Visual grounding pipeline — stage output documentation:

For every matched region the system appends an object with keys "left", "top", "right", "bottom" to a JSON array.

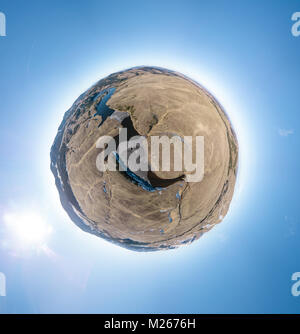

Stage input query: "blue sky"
[{"left": 0, "top": 0, "right": 300, "bottom": 313}]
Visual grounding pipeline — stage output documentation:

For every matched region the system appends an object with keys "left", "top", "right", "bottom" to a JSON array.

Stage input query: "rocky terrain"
[{"left": 50, "top": 66, "right": 238, "bottom": 251}]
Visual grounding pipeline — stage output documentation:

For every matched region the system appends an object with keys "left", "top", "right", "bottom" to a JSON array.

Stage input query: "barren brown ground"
[{"left": 50, "top": 67, "right": 238, "bottom": 251}]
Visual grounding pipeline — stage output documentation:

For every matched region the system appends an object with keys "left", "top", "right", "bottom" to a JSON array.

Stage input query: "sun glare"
[{"left": 3, "top": 210, "right": 52, "bottom": 251}]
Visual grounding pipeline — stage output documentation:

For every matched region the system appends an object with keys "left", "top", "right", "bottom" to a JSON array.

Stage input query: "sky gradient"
[{"left": 0, "top": 0, "right": 300, "bottom": 313}]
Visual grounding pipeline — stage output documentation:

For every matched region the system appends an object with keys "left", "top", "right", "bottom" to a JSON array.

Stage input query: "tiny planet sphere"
[{"left": 50, "top": 66, "right": 238, "bottom": 251}]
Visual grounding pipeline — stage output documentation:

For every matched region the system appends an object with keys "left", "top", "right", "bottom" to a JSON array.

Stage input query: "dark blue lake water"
[{"left": 94, "top": 87, "right": 116, "bottom": 126}]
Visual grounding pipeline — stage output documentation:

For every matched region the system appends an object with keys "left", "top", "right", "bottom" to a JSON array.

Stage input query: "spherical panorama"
[{"left": 50, "top": 66, "right": 238, "bottom": 251}]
